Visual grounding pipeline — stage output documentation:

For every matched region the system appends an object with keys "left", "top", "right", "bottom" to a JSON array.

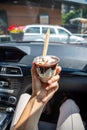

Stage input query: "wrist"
[
  {"left": 30, "top": 95, "right": 46, "bottom": 105},
  {"left": 31, "top": 91, "right": 47, "bottom": 104}
]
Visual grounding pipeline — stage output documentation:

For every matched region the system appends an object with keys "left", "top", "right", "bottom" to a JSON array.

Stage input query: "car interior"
[
  {"left": 0, "top": 42, "right": 87, "bottom": 130},
  {"left": 0, "top": 0, "right": 87, "bottom": 130}
]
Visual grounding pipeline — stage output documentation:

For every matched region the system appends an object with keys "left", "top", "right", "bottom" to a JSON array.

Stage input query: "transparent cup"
[{"left": 33, "top": 55, "right": 60, "bottom": 83}]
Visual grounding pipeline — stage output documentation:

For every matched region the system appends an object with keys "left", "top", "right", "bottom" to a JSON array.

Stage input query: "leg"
[
  {"left": 10, "top": 93, "right": 31, "bottom": 130},
  {"left": 56, "top": 99, "right": 85, "bottom": 130}
]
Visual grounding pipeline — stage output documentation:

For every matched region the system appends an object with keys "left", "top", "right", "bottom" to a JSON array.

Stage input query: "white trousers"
[
  {"left": 56, "top": 99, "right": 85, "bottom": 130},
  {"left": 10, "top": 93, "right": 85, "bottom": 130}
]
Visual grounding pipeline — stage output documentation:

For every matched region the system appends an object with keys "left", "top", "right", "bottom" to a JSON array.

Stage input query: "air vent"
[
  {"left": 6, "top": 67, "right": 21, "bottom": 74},
  {"left": 0, "top": 66, "right": 23, "bottom": 77}
]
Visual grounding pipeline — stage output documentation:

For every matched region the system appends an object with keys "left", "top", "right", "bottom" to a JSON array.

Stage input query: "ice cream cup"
[{"left": 33, "top": 55, "right": 60, "bottom": 83}]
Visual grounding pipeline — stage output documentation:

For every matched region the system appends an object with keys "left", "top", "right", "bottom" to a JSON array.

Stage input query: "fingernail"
[
  {"left": 48, "top": 80, "right": 52, "bottom": 84},
  {"left": 46, "top": 86, "right": 50, "bottom": 90}
]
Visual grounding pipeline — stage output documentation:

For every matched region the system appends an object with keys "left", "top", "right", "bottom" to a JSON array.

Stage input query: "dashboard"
[{"left": 0, "top": 42, "right": 87, "bottom": 96}]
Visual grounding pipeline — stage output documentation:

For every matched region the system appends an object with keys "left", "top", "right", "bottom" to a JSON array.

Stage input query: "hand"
[{"left": 31, "top": 64, "right": 61, "bottom": 103}]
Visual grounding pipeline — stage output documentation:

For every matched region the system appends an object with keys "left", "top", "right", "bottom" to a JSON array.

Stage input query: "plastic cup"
[{"left": 33, "top": 55, "right": 60, "bottom": 83}]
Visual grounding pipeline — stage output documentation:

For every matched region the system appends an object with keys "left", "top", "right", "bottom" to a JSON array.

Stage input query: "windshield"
[{"left": 0, "top": 0, "right": 87, "bottom": 46}]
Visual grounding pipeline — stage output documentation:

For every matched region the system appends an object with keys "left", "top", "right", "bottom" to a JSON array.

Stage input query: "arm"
[
  {"left": 13, "top": 95, "right": 45, "bottom": 130},
  {"left": 13, "top": 64, "right": 61, "bottom": 130}
]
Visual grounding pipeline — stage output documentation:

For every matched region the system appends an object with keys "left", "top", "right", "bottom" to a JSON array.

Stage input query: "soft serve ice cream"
[{"left": 33, "top": 55, "right": 59, "bottom": 83}]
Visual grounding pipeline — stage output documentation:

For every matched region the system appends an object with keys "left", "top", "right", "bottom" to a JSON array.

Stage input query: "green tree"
[
  {"left": 62, "top": 8, "right": 87, "bottom": 25},
  {"left": 62, "top": 10, "right": 81, "bottom": 25}
]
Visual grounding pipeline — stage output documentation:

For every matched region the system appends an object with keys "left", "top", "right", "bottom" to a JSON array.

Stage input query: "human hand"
[{"left": 31, "top": 64, "right": 61, "bottom": 103}]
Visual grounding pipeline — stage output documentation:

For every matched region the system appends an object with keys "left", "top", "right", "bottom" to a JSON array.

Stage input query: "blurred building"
[
  {"left": 61, "top": 0, "right": 87, "bottom": 33},
  {"left": 62, "top": 0, "right": 87, "bottom": 14},
  {"left": 0, "top": 0, "right": 62, "bottom": 27}
]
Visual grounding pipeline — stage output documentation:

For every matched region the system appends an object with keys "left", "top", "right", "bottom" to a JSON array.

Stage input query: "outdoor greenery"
[
  {"left": 62, "top": 10, "right": 80, "bottom": 25},
  {"left": 62, "top": 8, "right": 87, "bottom": 25}
]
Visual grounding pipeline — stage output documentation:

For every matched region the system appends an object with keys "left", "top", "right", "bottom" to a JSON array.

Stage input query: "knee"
[{"left": 60, "top": 99, "right": 80, "bottom": 114}]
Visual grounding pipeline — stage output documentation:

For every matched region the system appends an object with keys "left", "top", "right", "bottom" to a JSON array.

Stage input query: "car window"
[
  {"left": 42, "top": 27, "right": 56, "bottom": 34},
  {"left": 25, "top": 27, "right": 40, "bottom": 34},
  {"left": 58, "top": 28, "right": 69, "bottom": 36}
]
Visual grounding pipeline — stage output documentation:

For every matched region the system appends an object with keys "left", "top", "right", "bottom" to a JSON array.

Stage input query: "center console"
[
  {"left": 0, "top": 66, "right": 31, "bottom": 130},
  {"left": 0, "top": 76, "right": 21, "bottom": 130},
  {"left": 0, "top": 108, "right": 14, "bottom": 130}
]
